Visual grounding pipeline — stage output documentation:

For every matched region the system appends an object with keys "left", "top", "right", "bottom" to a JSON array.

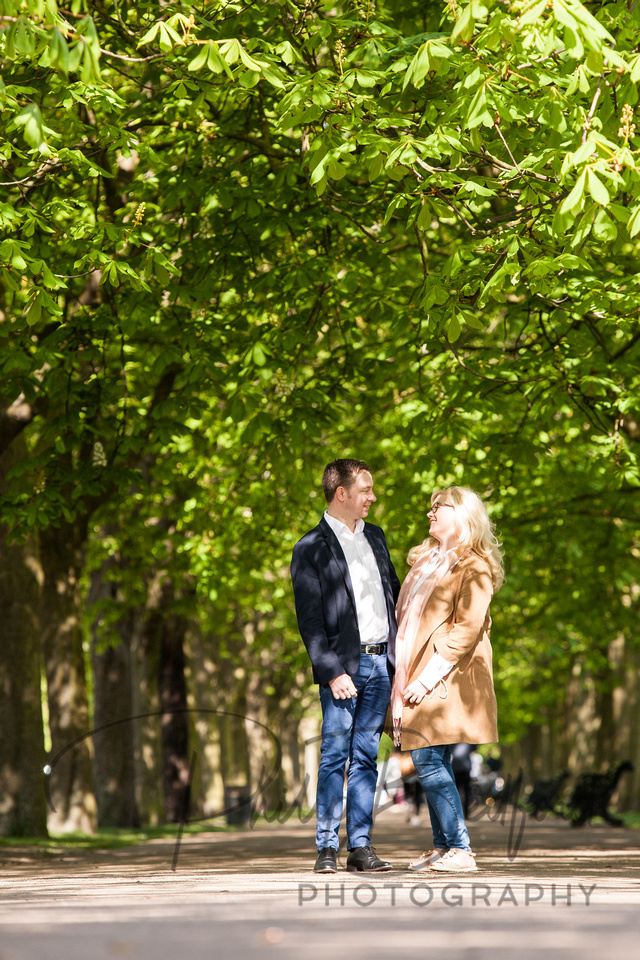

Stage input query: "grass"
[
  {"left": 2, "top": 808, "right": 637, "bottom": 850},
  {"left": 0, "top": 820, "right": 233, "bottom": 851},
  {"left": 619, "top": 811, "right": 640, "bottom": 830}
]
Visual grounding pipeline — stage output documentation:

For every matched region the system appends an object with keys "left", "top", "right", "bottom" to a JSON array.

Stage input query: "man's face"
[{"left": 341, "top": 470, "right": 377, "bottom": 521}]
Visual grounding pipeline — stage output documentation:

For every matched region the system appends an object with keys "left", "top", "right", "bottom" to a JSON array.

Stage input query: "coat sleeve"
[
  {"left": 432, "top": 563, "right": 493, "bottom": 664},
  {"left": 290, "top": 541, "right": 346, "bottom": 685}
]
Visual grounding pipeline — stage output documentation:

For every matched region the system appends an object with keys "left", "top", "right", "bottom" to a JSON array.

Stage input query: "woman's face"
[{"left": 427, "top": 496, "right": 457, "bottom": 547}]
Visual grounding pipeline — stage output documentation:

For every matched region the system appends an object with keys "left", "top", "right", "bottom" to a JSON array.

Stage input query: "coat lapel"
[{"left": 416, "top": 561, "right": 463, "bottom": 642}]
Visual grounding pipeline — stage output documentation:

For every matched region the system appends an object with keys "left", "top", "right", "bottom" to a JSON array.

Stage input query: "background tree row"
[{"left": 0, "top": 0, "right": 638, "bottom": 834}]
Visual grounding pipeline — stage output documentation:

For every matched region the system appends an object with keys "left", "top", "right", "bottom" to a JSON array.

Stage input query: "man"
[{"left": 291, "top": 459, "right": 400, "bottom": 873}]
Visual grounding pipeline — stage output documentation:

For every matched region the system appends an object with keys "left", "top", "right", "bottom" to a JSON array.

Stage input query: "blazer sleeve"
[
  {"left": 371, "top": 524, "right": 401, "bottom": 604},
  {"left": 389, "top": 554, "right": 401, "bottom": 604},
  {"left": 290, "top": 541, "right": 346, "bottom": 685},
  {"left": 432, "top": 562, "right": 493, "bottom": 664}
]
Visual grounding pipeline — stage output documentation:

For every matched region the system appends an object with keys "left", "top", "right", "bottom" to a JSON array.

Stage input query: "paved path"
[{"left": 0, "top": 806, "right": 639, "bottom": 959}]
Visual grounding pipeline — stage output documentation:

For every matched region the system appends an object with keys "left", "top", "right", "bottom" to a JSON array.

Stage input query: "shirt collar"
[{"left": 324, "top": 511, "right": 364, "bottom": 538}]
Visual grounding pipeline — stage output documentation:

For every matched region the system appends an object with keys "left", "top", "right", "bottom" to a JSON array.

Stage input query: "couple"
[{"left": 290, "top": 459, "right": 504, "bottom": 874}]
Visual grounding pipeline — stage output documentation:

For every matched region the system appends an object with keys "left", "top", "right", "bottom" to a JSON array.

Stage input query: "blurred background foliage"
[{"left": 0, "top": 0, "right": 638, "bottom": 835}]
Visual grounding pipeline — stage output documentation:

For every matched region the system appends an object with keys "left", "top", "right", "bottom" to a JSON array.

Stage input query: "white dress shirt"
[{"left": 324, "top": 512, "right": 389, "bottom": 645}]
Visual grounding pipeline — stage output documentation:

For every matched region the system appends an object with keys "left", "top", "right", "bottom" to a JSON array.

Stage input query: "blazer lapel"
[
  {"left": 363, "top": 525, "right": 385, "bottom": 574},
  {"left": 319, "top": 517, "right": 356, "bottom": 610}
]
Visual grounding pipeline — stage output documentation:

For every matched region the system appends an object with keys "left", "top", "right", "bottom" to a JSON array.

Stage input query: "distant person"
[
  {"left": 399, "top": 751, "right": 425, "bottom": 825},
  {"left": 391, "top": 486, "right": 504, "bottom": 873},
  {"left": 451, "top": 743, "right": 476, "bottom": 818},
  {"left": 377, "top": 751, "right": 402, "bottom": 807},
  {"left": 291, "top": 459, "right": 400, "bottom": 873}
]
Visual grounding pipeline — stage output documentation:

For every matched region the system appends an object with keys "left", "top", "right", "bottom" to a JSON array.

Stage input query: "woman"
[{"left": 390, "top": 486, "right": 504, "bottom": 873}]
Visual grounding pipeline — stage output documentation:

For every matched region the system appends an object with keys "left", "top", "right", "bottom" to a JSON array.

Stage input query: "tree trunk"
[
  {"left": 0, "top": 442, "right": 48, "bottom": 836},
  {"left": 612, "top": 636, "right": 640, "bottom": 811},
  {"left": 185, "top": 622, "right": 225, "bottom": 818},
  {"left": 89, "top": 553, "right": 140, "bottom": 828},
  {"left": 40, "top": 520, "right": 97, "bottom": 833},
  {"left": 148, "top": 580, "right": 191, "bottom": 823},
  {"left": 130, "top": 605, "right": 164, "bottom": 826}
]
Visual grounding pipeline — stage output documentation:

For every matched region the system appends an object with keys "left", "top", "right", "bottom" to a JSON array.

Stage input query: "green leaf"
[
  {"left": 592, "top": 208, "right": 616, "bottom": 241},
  {"left": 356, "top": 70, "right": 379, "bottom": 88},
  {"left": 452, "top": 4, "right": 475, "bottom": 43},
  {"left": 15, "top": 16, "right": 36, "bottom": 56},
  {"left": 158, "top": 24, "right": 178, "bottom": 53},
  {"left": 446, "top": 312, "right": 462, "bottom": 342},
  {"left": 327, "top": 160, "right": 347, "bottom": 180},
  {"left": 220, "top": 38, "right": 241, "bottom": 64},
  {"left": 554, "top": 0, "right": 613, "bottom": 44},
  {"left": 586, "top": 168, "right": 609, "bottom": 205},
  {"left": 11, "top": 248, "right": 28, "bottom": 271},
  {"left": 585, "top": 49, "right": 603, "bottom": 75},
  {"left": 261, "top": 65, "right": 285, "bottom": 89},
  {"left": 275, "top": 41, "right": 300, "bottom": 65},
  {"left": 459, "top": 309, "right": 484, "bottom": 330},
  {"left": 630, "top": 54, "right": 640, "bottom": 84},
  {"left": 465, "top": 85, "right": 493, "bottom": 129},
  {"left": 558, "top": 169, "right": 586, "bottom": 215},
  {"left": 26, "top": 297, "right": 41, "bottom": 326},
  {"left": 14, "top": 103, "right": 45, "bottom": 149},
  {"left": 626, "top": 204, "right": 640, "bottom": 238},
  {"left": 238, "top": 46, "right": 263, "bottom": 71},
  {"left": 367, "top": 153, "right": 384, "bottom": 180},
  {"left": 238, "top": 69, "right": 260, "bottom": 89},
  {"left": 252, "top": 343, "right": 268, "bottom": 366},
  {"left": 517, "top": 0, "right": 547, "bottom": 28},
  {"left": 563, "top": 25, "right": 583, "bottom": 59},
  {"left": 561, "top": 138, "right": 596, "bottom": 175},
  {"left": 137, "top": 21, "right": 160, "bottom": 47},
  {"left": 404, "top": 42, "right": 431, "bottom": 90},
  {"left": 189, "top": 44, "right": 209, "bottom": 71},
  {"left": 479, "top": 266, "right": 508, "bottom": 304}
]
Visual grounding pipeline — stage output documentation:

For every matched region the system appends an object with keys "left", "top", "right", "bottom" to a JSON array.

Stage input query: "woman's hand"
[{"left": 403, "top": 680, "right": 428, "bottom": 705}]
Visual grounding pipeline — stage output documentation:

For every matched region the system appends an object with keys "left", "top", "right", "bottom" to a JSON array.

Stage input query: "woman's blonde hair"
[{"left": 407, "top": 486, "right": 504, "bottom": 591}]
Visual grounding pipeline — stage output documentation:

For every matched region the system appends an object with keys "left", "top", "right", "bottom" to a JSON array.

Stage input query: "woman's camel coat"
[{"left": 397, "top": 552, "right": 498, "bottom": 752}]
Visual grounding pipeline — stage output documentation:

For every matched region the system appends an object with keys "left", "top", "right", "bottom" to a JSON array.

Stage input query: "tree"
[{"left": 0, "top": 439, "right": 47, "bottom": 836}]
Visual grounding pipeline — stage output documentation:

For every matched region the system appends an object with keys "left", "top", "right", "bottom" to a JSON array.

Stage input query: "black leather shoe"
[
  {"left": 346, "top": 845, "right": 392, "bottom": 872},
  {"left": 314, "top": 847, "right": 338, "bottom": 873}
]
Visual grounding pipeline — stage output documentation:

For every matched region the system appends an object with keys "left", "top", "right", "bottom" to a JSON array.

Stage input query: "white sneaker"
[
  {"left": 429, "top": 848, "right": 478, "bottom": 872},
  {"left": 408, "top": 848, "right": 448, "bottom": 871}
]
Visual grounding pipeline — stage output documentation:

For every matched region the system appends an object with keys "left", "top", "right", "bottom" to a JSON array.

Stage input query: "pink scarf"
[{"left": 391, "top": 546, "right": 462, "bottom": 746}]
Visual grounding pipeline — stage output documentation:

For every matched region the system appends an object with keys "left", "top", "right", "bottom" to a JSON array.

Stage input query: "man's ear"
[{"left": 334, "top": 485, "right": 346, "bottom": 502}]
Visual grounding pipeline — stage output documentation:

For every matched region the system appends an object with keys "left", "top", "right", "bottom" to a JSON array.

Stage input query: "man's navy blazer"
[{"left": 290, "top": 516, "right": 401, "bottom": 685}]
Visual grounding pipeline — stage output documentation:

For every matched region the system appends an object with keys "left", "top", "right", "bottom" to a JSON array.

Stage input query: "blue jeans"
[
  {"left": 411, "top": 745, "right": 471, "bottom": 851},
  {"left": 316, "top": 652, "right": 391, "bottom": 851}
]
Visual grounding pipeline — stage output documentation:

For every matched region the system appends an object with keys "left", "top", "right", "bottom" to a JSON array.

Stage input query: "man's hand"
[
  {"left": 403, "top": 679, "right": 428, "bottom": 705},
  {"left": 329, "top": 673, "right": 358, "bottom": 700}
]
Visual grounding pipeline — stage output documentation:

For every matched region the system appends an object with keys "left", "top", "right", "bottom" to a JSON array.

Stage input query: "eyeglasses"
[{"left": 429, "top": 501, "right": 454, "bottom": 516}]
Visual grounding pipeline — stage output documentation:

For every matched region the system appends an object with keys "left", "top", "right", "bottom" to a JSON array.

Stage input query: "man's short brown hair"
[{"left": 322, "top": 459, "right": 370, "bottom": 503}]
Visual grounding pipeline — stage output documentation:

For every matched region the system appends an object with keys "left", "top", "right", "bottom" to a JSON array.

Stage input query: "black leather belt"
[{"left": 361, "top": 642, "right": 387, "bottom": 655}]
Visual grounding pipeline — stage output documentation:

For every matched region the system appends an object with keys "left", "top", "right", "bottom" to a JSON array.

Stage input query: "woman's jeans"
[
  {"left": 411, "top": 744, "right": 472, "bottom": 851},
  {"left": 316, "top": 652, "right": 391, "bottom": 852}
]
